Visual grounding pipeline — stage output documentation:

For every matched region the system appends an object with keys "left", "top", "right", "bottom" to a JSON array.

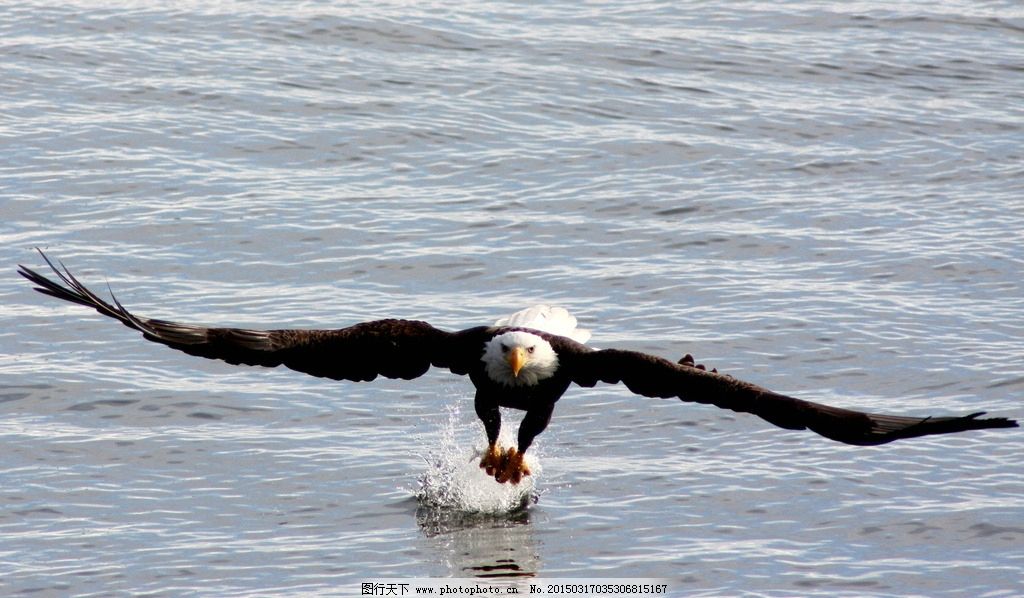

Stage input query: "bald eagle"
[{"left": 19, "top": 251, "right": 1017, "bottom": 485}]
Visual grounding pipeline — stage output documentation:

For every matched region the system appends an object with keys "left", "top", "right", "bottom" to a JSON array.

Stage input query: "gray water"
[{"left": 2, "top": 1, "right": 1023, "bottom": 596}]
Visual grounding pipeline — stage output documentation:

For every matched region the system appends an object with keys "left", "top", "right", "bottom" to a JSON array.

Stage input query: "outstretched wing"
[
  {"left": 19, "top": 251, "right": 487, "bottom": 382},
  {"left": 551, "top": 339, "right": 1017, "bottom": 445}
]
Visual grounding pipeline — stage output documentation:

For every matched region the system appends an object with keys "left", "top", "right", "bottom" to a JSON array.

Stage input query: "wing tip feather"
[{"left": 963, "top": 411, "right": 1018, "bottom": 429}]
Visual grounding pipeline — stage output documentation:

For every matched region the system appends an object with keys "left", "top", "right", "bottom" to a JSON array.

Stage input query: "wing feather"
[
  {"left": 18, "top": 251, "right": 485, "bottom": 382},
  {"left": 552, "top": 341, "right": 1017, "bottom": 445}
]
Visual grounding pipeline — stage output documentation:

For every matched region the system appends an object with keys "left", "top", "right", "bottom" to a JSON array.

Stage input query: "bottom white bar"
[{"left": 360, "top": 578, "right": 671, "bottom": 597}]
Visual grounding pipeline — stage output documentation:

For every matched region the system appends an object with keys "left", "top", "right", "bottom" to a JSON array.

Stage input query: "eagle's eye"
[
  {"left": 500, "top": 344, "right": 509, "bottom": 353},
  {"left": 527, "top": 346, "right": 535, "bottom": 354}
]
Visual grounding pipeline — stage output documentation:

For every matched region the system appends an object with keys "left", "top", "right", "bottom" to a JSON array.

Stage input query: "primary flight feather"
[{"left": 19, "top": 250, "right": 1017, "bottom": 484}]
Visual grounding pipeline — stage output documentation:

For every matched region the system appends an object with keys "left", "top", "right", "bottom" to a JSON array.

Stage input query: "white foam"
[{"left": 414, "top": 405, "right": 539, "bottom": 514}]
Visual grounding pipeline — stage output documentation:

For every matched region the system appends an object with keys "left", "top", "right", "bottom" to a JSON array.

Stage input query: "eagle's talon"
[
  {"left": 494, "top": 447, "right": 530, "bottom": 484},
  {"left": 479, "top": 443, "right": 505, "bottom": 477}
]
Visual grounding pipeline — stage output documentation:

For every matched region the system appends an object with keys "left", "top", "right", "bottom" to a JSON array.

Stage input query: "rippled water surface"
[{"left": 2, "top": 1, "right": 1023, "bottom": 596}]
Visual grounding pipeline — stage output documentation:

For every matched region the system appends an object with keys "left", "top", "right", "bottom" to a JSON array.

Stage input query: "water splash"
[{"left": 415, "top": 404, "right": 540, "bottom": 514}]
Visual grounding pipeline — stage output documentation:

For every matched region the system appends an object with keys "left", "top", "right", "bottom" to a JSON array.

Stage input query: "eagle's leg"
[
  {"left": 495, "top": 402, "right": 555, "bottom": 484},
  {"left": 475, "top": 392, "right": 505, "bottom": 477}
]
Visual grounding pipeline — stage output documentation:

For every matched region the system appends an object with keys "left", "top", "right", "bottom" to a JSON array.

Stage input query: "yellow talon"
[
  {"left": 480, "top": 445, "right": 531, "bottom": 484},
  {"left": 496, "top": 447, "right": 531, "bottom": 485},
  {"left": 479, "top": 444, "right": 504, "bottom": 477}
]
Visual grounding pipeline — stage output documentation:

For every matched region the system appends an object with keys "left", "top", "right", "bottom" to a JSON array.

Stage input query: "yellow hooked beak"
[{"left": 507, "top": 346, "right": 527, "bottom": 377}]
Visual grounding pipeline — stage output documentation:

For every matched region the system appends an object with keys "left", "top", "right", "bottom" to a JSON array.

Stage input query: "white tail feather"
[{"left": 494, "top": 304, "right": 591, "bottom": 344}]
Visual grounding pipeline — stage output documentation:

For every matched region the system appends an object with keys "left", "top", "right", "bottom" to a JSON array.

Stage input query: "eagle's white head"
[{"left": 482, "top": 330, "right": 558, "bottom": 387}]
